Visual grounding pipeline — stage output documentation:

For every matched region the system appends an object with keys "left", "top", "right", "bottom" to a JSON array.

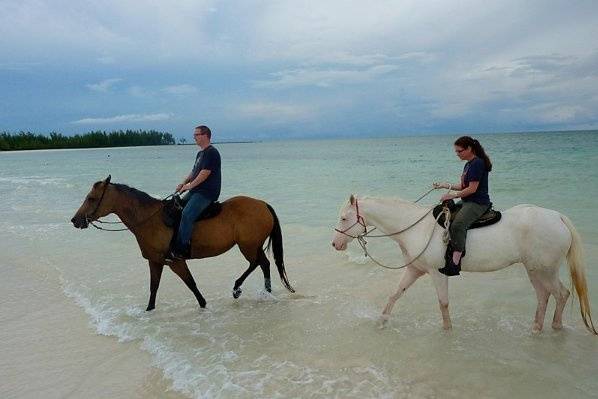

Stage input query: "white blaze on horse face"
[{"left": 332, "top": 201, "right": 362, "bottom": 251}]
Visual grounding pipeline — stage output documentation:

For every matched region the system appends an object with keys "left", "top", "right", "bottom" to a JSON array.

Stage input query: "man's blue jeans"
[{"left": 174, "top": 192, "right": 212, "bottom": 253}]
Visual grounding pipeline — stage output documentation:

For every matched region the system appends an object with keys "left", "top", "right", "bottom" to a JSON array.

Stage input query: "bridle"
[
  {"left": 87, "top": 180, "right": 110, "bottom": 222},
  {"left": 84, "top": 182, "right": 173, "bottom": 232},
  {"left": 334, "top": 187, "right": 437, "bottom": 240},
  {"left": 333, "top": 188, "right": 451, "bottom": 270},
  {"left": 334, "top": 198, "right": 369, "bottom": 239}
]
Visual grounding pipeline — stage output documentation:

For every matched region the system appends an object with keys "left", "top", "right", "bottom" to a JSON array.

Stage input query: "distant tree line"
[{"left": 0, "top": 130, "right": 176, "bottom": 151}]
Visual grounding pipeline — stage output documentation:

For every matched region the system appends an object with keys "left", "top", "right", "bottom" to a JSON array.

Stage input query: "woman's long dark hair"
[{"left": 455, "top": 136, "right": 492, "bottom": 172}]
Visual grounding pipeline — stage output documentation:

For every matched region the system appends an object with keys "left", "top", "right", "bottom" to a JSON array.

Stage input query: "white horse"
[{"left": 331, "top": 194, "right": 597, "bottom": 334}]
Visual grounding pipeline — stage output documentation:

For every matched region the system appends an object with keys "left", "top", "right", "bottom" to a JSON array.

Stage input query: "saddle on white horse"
[{"left": 432, "top": 199, "right": 502, "bottom": 229}]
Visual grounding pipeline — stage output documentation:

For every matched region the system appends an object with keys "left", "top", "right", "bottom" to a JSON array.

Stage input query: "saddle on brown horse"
[{"left": 161, "top": 195, "right": 223, "bottom": 228}]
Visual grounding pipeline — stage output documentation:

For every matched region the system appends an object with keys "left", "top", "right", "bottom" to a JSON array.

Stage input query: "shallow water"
[{"left": 1, "top": 131, "right": 598, "bottom": 398}]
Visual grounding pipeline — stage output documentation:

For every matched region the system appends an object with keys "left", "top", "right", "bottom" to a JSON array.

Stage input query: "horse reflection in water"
[
  {"left": 71, "top": 175, "right": 294, "bottom": 311},
  {"left": 332, "top": 194, "right": 597, "bottom": 335}
]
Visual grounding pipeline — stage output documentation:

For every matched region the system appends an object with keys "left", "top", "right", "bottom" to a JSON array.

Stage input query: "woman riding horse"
[{"left": 434, "top": 136, "right": 493, "bottom": 276}]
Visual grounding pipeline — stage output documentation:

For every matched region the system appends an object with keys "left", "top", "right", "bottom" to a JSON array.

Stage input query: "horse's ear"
[
  {"left": 349, "top": 194, "right": 355, "bottom": 205},
  {"left": 105, "top": 175, "right": 111, "bottom": 184}
]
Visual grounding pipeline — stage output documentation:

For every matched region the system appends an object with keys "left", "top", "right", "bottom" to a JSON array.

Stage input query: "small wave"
[
  {"left": 62, "top": 284, "right": 138, "bottom": 342},
  {"left": 255, "top": 289, "right": 278, "bottom": 302},
  {"left": 343, "top": 250, "right": 369, "bottom": 265},
  {"left": 0, "top": 176, "right": 72, "bottom": 188}
]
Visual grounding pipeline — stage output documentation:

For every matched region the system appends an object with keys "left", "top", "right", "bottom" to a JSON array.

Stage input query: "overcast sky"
[{"left": 1, "top": 0, "right": 597, "bottom": 140}]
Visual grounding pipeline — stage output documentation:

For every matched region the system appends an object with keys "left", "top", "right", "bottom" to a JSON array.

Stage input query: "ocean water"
[{"left": 1, "top": 131, "right": 598, "bottom": 398}]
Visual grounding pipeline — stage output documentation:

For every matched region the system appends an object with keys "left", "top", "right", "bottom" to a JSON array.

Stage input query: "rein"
[
  {"left": 334, "top": 187, "right": 436, "bottom": 239},
  {"left": 355, "top": 208, "right": 450, "bottom": 270},
  {"left": 87, "top": 184, "right": 175, "bottom": 232},
  {"left": 336, "top": 187, "right": 452, "bottom": 270}
]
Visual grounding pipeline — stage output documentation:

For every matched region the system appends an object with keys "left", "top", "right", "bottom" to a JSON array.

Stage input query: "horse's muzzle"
[
  {"left": 71, "top": 215, "right": 89, "bottom": 229},
  {"left": 331, "top": 241, "right": 347, "bottom": 251}
]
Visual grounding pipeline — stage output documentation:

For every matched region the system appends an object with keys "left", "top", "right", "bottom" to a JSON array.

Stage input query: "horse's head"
[
  {"left": 331, "top": 194, "right": 367, "bottom": 251},
  {"left": 71, "top": 175, "right": 112, "bottom": 229}
]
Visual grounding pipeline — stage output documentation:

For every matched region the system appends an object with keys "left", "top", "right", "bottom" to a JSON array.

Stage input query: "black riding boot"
[{"left": 438, "top": 244, "right": 462, "bottom": 276}]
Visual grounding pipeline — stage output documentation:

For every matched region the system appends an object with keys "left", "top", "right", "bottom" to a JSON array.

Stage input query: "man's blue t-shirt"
[
  {"left": 461, "top": 157, "right": 490, "bottom": 205},
  {"left": 190, "top": 145, "right": 221, "bottom": 200}
]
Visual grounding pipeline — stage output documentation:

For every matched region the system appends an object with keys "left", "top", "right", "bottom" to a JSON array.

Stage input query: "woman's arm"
[
  {"left": 434, "top": 181, "right": 464, "bottom": 190},
  {"left": 441, "top": 181, "right": 479, "bottom": 201}
]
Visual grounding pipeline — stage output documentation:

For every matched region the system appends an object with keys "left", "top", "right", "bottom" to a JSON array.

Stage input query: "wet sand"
[{"left": 0, "top": 255, "right": 184, "bottom": 399}]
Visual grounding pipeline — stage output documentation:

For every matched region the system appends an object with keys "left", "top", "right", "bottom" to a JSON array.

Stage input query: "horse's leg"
[
  {"left": 233, "top": 261, "right": 260, "bottom": 299},
  {"left": 379, "top": 266, "right": 424, "bottom": 327},
  {"left": 232, "top": 245, "right": 260, "bottom": 299},
  {"left": 146, "top": 261, "right": 164, "bottom": 311},
  {"left": 429, "top": 271, "right": 452, "bottom": 330},
  {"left": 526, "top": 269, "right": 550, "bottom": 334},
  {"left": 258, "top": 250, "right": 272, "bottom": 293},
  {"left": 170, "top": 260, "right": 207, "bottom": 309},
  {"left": 551, "top": 279, "right": 570, "bottom": 330}
]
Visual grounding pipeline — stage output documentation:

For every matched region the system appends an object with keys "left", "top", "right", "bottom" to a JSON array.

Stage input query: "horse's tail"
[
  {"left": 265, "top": 203, "right": 295, "bottom": 293},
  {"left": 561, "top": 214, "right": 597, "bottom": 335}
]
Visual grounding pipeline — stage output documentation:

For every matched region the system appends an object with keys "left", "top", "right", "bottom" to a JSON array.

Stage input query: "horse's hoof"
[
  {"left": 532, "top": 323, "right": 542, "bottom": 334},
  {"left": 265, "top": 278, "right": 272, "bottom": 293},
  {"left": 552, "top": 322, "right": 563, "bottom": 330},
  {"left": 378, "top": 315, "right": 389, "bottom": 329},
  {"left": 233, "top": 288, "right": 242, "bottom": 299},
  {"left": 146, "top": 305, "right": 155, "bottom": 312}
]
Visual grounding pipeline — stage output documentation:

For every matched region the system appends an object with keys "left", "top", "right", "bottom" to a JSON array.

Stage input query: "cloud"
[
  {"left": 127, "top": 86, "right": 153, "bottom": 97},
  {"left": 253, "top": 64, "right": 399, "bottom": 89},
  {"left": 236, "top": 102, "right": 313, "bottom": 122},
  {"left": 2, "top": 0, "right": 598, "bottom": 136},
  {"left": 71, "top": 113, "right": 173, "bottom": 124},
  {"left": 86, "top": 78, "right": 123, "bottom": 92},
  {"left": 161, "top": 84, "right": 198, "bottom": 95},
  {"left": 97, "top": 56, "right": 116, "bottom": 65},
  {"left": 0, "top": 62, "right": 42, "bottom": 71},
  {"left": 530, "top": 103, "right": 590, "bottom": 124}
]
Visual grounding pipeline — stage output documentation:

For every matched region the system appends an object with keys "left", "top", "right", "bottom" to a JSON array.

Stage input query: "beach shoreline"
[{"left": 0, "top": 254, "right": 184, "bottom": 399}]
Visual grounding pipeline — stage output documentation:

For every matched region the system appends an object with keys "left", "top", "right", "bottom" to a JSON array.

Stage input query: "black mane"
[{"left": 112, "top": 183, "right": 159, "bottom": 205}]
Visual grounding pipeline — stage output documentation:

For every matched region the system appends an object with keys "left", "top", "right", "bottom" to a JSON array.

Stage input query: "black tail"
[{"left": 265, "top": 204, "right": 295, "bottom": 293}]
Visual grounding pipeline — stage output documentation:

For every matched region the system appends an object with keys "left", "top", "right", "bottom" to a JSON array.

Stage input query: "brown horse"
[{"left": 71, "top": 175, "right": 295, "bottom": 311}]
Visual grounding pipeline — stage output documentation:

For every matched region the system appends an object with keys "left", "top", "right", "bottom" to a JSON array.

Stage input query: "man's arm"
[
  {"left": 176, "top": 172, "right": 194, "bottom": 192},
  {"left": 181, "top": 169, "right": 212, "bottom": 192}
]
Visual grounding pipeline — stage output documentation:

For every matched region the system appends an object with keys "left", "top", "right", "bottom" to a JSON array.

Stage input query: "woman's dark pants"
[{"left": 449, "top": 201, "right": 489, "bottom": 252}]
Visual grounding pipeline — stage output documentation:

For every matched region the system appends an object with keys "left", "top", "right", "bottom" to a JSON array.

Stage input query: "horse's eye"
[{"left": 341, "top": 217, "right": 347, "bottom": 222}]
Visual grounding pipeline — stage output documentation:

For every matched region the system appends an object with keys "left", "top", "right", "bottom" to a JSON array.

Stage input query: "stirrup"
[{"left": 165, "top": 250, "right": 186, "bottom": 261}]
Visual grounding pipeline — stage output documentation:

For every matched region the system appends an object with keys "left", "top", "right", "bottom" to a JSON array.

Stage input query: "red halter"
[{"left": 334, "top": 198, "right": 368, "bottom": 238}]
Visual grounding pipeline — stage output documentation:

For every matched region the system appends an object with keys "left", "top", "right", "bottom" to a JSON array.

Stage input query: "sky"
[{"left": 1, "top": 0, "right": 597, "bottom": 141}]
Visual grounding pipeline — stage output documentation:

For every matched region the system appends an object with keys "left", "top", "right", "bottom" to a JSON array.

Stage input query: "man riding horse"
[{"left": 167, "top": 125, "right": 221, "bottom": 261}]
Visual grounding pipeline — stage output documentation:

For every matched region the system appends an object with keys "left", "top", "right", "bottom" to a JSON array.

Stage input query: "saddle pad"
[{"left": 433, "top": 200, "right": 502, "bottom": 230}]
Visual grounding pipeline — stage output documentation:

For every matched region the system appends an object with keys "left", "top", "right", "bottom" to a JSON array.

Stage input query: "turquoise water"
[{"left": 1, "top": 131, "right": 598, "bottom": 398}]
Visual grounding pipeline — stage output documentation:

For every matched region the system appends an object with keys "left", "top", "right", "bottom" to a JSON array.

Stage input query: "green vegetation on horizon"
[{"left": 0, "top": 130, "right": 175, "bottom": 151}]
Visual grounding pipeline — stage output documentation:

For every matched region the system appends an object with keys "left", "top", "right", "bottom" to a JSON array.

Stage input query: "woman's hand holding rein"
[{"left": 433, "top": 182, "right": 451, "bottom": 190}]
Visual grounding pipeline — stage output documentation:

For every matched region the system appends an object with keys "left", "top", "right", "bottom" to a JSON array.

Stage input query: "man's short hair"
[{"left": 195, "top": 125, "right": 211, "bottom": 139}]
